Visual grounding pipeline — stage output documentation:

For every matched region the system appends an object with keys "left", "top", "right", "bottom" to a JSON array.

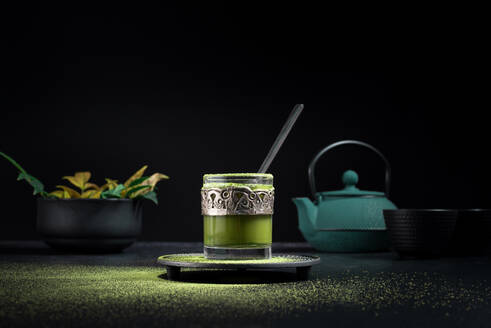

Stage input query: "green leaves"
[
  {"left": 126, "top": 185, "right": 151, "bottom": 198},
  {"left": 1, "top": 151, "right": 47, "bottom": 196},
  {"left": 124, "top": 165, "right": 148, "bottom": 187},
  {"left": 128, "top": 176, "right": 149, "bottom": 188},
  {"left": 101, "top": 184, "right": 126, "bottom": 199},
  {"left": 55, "top": 185, "right": 81, "bottom": 198},
  {"left": 62, "top": 172, "right": 91, "bottom": 191},
  {"left": 100, "top": 184, "right": 158, "bottom": 204},
  {"left": 1, "top": 151, "right": 167, "bottom": 205},
  {"left": 130, "top": 173, "right": 169, "bottom": 198},
  {"left": 17, "top": 172, "right": 46, "bottom": 196},
  {"left": 120, "top": 168, "right": 168, "bottom": 204},
  {"left": 138, "top": 191, "right": 158, "bottom": 205},
  {"left": 0, "top": 151, "right": 25, "bottom": 172}
]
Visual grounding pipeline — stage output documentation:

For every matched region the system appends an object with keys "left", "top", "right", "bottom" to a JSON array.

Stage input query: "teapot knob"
[{"left": 342, "top": 170, "right": 358, "bottom": 186}]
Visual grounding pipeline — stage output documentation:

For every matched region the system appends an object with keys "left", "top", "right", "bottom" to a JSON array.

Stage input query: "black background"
[{"left": 1, "top": 3, "right": 488, "bottom": 241}]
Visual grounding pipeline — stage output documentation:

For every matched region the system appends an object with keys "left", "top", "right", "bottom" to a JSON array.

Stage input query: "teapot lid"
[{"left": 318, "top": 170, "right": 385, "bottom": 198}]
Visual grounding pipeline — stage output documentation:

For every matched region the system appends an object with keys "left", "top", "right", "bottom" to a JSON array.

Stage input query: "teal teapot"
[{"left": 293, "top": 140, "right": 397, "bottom": 252}]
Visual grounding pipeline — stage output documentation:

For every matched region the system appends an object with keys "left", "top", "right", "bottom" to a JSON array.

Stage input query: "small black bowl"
[
  {"left": 383, "top": 209, "right": 458, "bottom": 258},
  {"left": 37, "top": 198, "right": 142, "bottom": 253},
  {"left": 447, "top": 209, "right": 491, "bottom": 255}
]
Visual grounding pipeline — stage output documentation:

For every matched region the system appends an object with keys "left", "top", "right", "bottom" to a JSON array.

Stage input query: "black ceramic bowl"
[
  {"left": 37, "top": 198, "right": 142, "bottom": 253},
  {"left": 447, "top": 209, "right": 491, "bottom": 255},
  {"left": 383, "top": 209, "right": 458, "bottom": 258}
]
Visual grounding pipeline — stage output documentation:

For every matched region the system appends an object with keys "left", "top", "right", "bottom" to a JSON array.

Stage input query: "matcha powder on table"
[{"left": 0, "top": 263, "right": 490, "bottom": 327}]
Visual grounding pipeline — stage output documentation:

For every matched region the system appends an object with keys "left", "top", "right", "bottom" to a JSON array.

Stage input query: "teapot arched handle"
[{"left": 308, "top": 140, "right": 391, "bottom": 199}]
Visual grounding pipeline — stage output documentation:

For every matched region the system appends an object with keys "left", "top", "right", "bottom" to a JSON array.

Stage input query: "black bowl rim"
[
  {"left": 384, "top": 209, "right": 458, "bottom": 214},
  {"left": 37, "top": 198, "right": 136, "bottom": 202},
  {"left": 458, "top": 209, "right": 491, "bottom": 213}
]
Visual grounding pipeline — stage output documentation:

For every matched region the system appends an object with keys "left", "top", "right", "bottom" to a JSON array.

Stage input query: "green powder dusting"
[
  {"left": 203, "top": 173, "right": 273, "bottom": 179},
  {"left": 201, "top": 183, "right": 274, "bottom": 191},
  {"left": 1, "top": 263, "right": 490, "bottom": 327},
  {"left": 158, "top": 254, "right": 304, "bottom": 264},
  {"left": 202, "top": 173, "right": 274, "bottom": 191}
]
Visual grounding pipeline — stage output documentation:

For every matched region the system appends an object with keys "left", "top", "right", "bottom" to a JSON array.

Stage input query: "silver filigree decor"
[{"left": 201, "top": 186, "right": 275, "bottom": 216}]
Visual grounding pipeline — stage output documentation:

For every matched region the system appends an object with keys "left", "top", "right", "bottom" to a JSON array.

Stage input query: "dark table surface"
[{"left": 1, "top": 241, "right": 491, "bottom": 328}]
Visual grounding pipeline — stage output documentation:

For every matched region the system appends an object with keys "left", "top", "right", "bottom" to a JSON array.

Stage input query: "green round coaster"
[{"left": 157, "top": 253, "right": 320, "bottom": 281}]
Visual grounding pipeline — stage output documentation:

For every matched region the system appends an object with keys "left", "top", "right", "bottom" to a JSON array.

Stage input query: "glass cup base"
[{"left": 204, "top": 246, "right": 272, "bottom": 260}]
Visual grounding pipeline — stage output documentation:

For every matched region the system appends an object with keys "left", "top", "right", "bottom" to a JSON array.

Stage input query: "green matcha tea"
[
  {"left": 201, "top": 173, "right": 274, "bottom": 259},
  {"left": 203, "top": 215, "right": 272, "bottom": 248}
]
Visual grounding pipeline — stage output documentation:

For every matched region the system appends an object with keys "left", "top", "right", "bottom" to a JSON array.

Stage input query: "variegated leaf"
[
  {"left": 132, "top": 173, "right": 169, "bottom": 197},
  {"left": 62, "top": 172, "right": 91, "bottom": 190},
  {"left": 48, "top": 190, "right": 64, "bottom": 199},
  {"left": 81, "top": 190, "right": 96, "bottom": 198},
  {"left": 90, "top": 190, "right": 102, "bottom": 199},
  {"left": 124, "top": 165, "right": 148, "bottom": 187},
  {"left": 56, "top": 185, "right": 81, "bottom": 198},
  {"left": 104, "top": 179, "right": 119, "bottom": 190},
  {"left": 84, "top": 182, "right": 100, "bottom": 190},
  {"left": 126, "top": 185, "right": 151, "bottom": 198}
]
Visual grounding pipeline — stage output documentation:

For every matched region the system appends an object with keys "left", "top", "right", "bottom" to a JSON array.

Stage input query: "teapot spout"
[{"left": 292, "top": 197, "right": 318, "bottom": 235}]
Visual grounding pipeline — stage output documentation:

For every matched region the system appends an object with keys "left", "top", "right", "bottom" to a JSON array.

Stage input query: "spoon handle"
[{"left": 258, "top": 104, "right": 304, "bottom": 173}]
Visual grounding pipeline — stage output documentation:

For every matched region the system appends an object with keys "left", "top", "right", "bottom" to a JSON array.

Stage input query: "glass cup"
[{"left": 201, "top": 173, "right": 274, "bottom": 259}]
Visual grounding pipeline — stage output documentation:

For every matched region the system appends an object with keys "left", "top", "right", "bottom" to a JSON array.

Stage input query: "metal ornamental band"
[{"left": 201, "top": 186, "right": 275, "bottom": 216}]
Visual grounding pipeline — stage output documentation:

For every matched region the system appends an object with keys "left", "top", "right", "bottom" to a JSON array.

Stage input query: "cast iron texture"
[
  {"left": 37, "top": 198, "right": 142, "bottom": 253},
  {"left": 383, "top": 209, "right": 458, "bottom": 258},
  {"left": 157, "top": 253, "right": 321, "bottom": 281},
  {"left": 447, "top": 209, "right": 491, "bottom": 255}
]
